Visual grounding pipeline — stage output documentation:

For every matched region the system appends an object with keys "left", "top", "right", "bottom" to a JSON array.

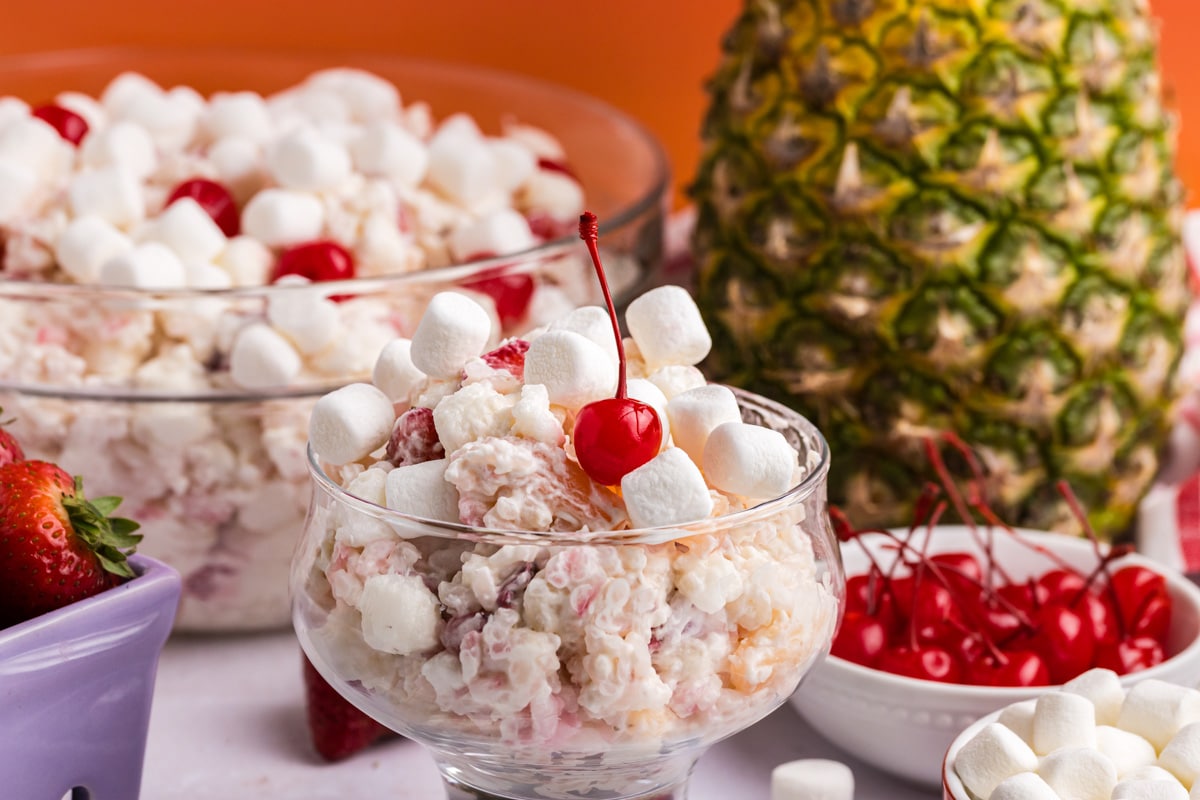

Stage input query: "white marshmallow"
[
  {"left": 0, "top": 97, "right": 30, "bottom": 130},
  {"left": 548, "top": 305, "right": 620, "bottom": 365},
  {"left": 266, "top": 126, "right": 352, "bottom": 192},
  {"left": 998, "top": 698, "right": 1038, "bottom": 744},
  {"left": 359, "top": 573, "right": 441, "bottom": 655},
  {"left": 626, "top": 285, "right": 713, "bottom": 370},
  {"left": 228, "top": 323, "right": 302, "bottom": 390},
  {"left": 501, "top": 121, "right": 565, "bottom": 161},
  {"left": 488, "top": 138, "right": 537, "bottom": 193},
  {"left": 769, "top": 758, "right": 854, "bottom": 800},
  {"left": 183, "top": 260, "right": 233, "bottom": 289},
  {"left": 1039, "top": 746, "right": 1118, "bottom": 800},
  {"left": 385, "top": 458, "right": 461, "bottom": 523},
  {"left": 990, "top": 772, "right": 1060, "bottom": 800},
  {"left": 118, "top": 86, "right": 201, "bottom": 150},
  {"left": 626, "top": 378, "right": 670, "bottom": 447},
  {"left": 1033, "top": 691, "right": 1099, "bottom": 755},
  {"left": 523, "top": 329, "right": 618, "bottom": 408},
  {"left": 141, "top": 197, "right": 227, "bottom": 264},
  {"left": 97, "top": 241, "right": 187, "bottom": 288},
  {"left": 0, "top": 162, "right": 38, "bottom": 225},
  {"left": 0, "top": 117, "right": 71, "bottom": 182},
  {"left": 520, "top": 168, "right": 585, "bottom": 218},
  {"left": 1193, "top": 781, "right": 1200, "bottom": 799},
  {"left": 68, "top": 166, "right": 145, "bottom": 229},
  {"left": 1118, "top": 680, "right": 1200, "bottom": 751},
  {"left": 426, "top": 118, "right": 500, "bottom": 205},
  {"left": 1063, "top": 668, "right": 1126, "bottom": 726},
  {"left": 56, "top": 216, "right": 134, "bottom": 283},
  {"left": 704, "top": 421, "right": 799, "bottom": 499},
  {"left": 208, "top": 136, "right": 263, "bottom": 199},
  {"left": 203, "top": 91, "right": 273, "bottom": 142},
  {"left": 217, "top": 235, "right": 274, "bottom": 286},
  {"left": 648, "top": 365, "right": 707, "bottom": 399},
  {"left": 351, "top": 121, "right": 428, "bottom": 188},
  {"left": 266, "top": 277, "right": 341, "bottom": 355},
  {"left": 373, "top": 338, "right": 426, "bottom": 402},
  {"left": 667, "top": 384, "right": 742, "bottom": 464},
  {"left": 511, "top": 383, "right": 565, "bottom": 445},
  {"left": 80, "top": 120, "right": 157, "bottom": 179},
  {"left": 409, "top": 291, "right": 495, "bottom": 379},
  {"left": 54, "top": 91, "right": 106, "bottom": 131},
  {"left": 448, "top": 208, "right": 536, "bottom": 261},
  {"left": 241, "top": 188, "right": 325, "bottom": 247},
  {"left": 309, "top": 382, "right": 396, "bottom": 466},
  {"left": 305, "top": 68, "right": 400, "bottom": 122},
  {"left": 1113, "top": 778, "right": 1190, "bottom": 800},
  {"left": 100, "top": 72, "right": 162, "bottom": 116},
  {"left": 954, "top": 722, "right": 1040, "bottom": 800},
  {"left": 1099, "top": 725, "right": 1159, "bottom": 778},
  {"left": 1134, "top": 767, "right": 1187, "bottom": 783},
  {"left": 1160, "top": 723, "right": 1200, "bottom": 789},
  {"left": 621, "top": 447, "right": 714, "bottom": 529}
]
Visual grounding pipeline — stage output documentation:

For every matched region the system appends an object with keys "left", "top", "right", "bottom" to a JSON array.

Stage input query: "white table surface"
[{"left": 141, "top": 632, "right": 937, "bottom": 799}]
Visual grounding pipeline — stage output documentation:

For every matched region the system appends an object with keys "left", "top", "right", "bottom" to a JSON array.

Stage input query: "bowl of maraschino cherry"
[{"left": 789, "top": 435, "right": 1200, "bottom": 788}]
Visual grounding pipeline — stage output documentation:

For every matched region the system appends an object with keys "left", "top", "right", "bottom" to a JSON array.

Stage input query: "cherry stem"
[{"left": 578, "top": 212, "right": 627, "bottom": 400}]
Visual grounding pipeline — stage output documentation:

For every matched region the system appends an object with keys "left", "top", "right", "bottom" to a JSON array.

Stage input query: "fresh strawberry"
[
  {"left": 0, "top": 460, "right": 142, "bottom": 628},
  {"left": 302, "top": 653, "right": 396, "bottom": 761}
]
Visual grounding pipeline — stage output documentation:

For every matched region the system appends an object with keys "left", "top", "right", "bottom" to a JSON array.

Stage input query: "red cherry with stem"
[
  {"left": 272, "top": 240, "right": 356, "bottom": 301},
  {"left": 166, "top": 178, "right": 241, "bottom": 237},
  {"left": 1109, "top": 565, "right": 1171, "bottom": 641},
  {"left": 928, "top": 552, "right": 983, "bottom": 595},
  {"left": 879, "top": 645, "right": 962, "bottom": 683},
  {"left": 31, "top": 104, "right": 89, "bottom": 146},
  {"left": 1069, "top": 590, "right": 1120, "bottom": 647},
  {"left": 1037, "top": 568, "right": 1087, "bottom": 603},
  {"left": 1096, "top": 635, "right": 1165, "bottom": 676},
  {"left": 461, "top": 263, "right": 535, "bottom": 329},
  {"left": 969, "top": 650, "right": 1050, "bottom": 687},
  {"left": 570, "top": 212, "right": 663, "bottom": 486},
  {"left": 831, "top": 611, "right": 889, "bottom": 667},
  {"left": 911, "top": 582, "right": 958, "bottom": 645},
  {"left": 1032, "top": 602, "right": 1096, "bottom": 684}
]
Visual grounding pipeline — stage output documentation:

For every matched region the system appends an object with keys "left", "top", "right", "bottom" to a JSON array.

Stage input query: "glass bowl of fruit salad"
[
  {"left": 0, "top": 47, "right": 669, "bottom": 631},
  {"left": 790, "top": 523, "right": 1200, "bottom": 788}
]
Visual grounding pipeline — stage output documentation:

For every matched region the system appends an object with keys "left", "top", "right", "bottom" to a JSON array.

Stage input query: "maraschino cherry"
[
  {"left": 166, "top": 178, "right": 241, "bottom": 237},
  {"left": 571, "top": 212, "right": 663, "bottom": 486},
  {"left": 31, "top": 104, "right": 88, "bottom": 146}
]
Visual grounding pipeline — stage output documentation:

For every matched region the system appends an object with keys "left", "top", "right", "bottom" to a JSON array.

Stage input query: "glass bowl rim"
[{"left": 304, "top": 385, "right": 833, "bottom": 545}]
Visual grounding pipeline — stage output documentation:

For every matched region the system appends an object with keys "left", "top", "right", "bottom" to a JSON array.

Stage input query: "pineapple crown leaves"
[{"left": 61, "top": 476, "right": 143, "bottom": 579}]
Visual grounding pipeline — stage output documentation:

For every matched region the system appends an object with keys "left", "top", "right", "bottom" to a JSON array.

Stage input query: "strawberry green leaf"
[{"left": 63, "top": 477, "right": 142, "bottom": 579}]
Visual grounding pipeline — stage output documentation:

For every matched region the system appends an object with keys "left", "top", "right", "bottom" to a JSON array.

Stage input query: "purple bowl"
[{"left": 0, "top": 554, "right": 181, "bottom": 800}]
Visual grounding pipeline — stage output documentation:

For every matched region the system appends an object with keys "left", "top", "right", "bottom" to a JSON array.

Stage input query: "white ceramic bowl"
[{"left": 789, "top": 526, "right": 1200, "bottom": 787}]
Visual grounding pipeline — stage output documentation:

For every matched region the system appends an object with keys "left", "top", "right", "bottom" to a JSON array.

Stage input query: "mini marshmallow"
[
  {"left": 519, "top": 168, "right": 585, "bottom": 219},
  {"left": 448, "top": 208, "right": 536, "bottom": 261},
  {"left": 241, "top": 188, "right": 325, "bottom": 247},
  {"left": 208, "top": 136, "right": 263, "bottom": 200},
  {"left": 183, "top": 261, "right": 233, "bottom": 289},
  {"left": 1160, "top": 723, "right": 1200, "bottom": 789},
  {"left": 203, "top": 91, "right": 273, "bottom": 142},
  {"left": 1039, "top": 746, "right": 1118, "bottom": 800},
  {"left": 523, "top": 329, "right": 618, "bottom": 408},
  {"left": 409, "top": 291, "right": 494, "bottom": 379},
  {"left": 502, "top": 120, "right": 566, "bottom": 161},
  {"left": 141, "top": 197, "right": 227, "bottom": 264},
  {"left": 1098, "top": 725, "right": 1159, "bottom": 778},
  {"left": 511, "top": 383, "right": 565, "bottom": 445},
  {"left": 955, "top": 722, "right": 1040, "bottom": 799},
  {"left": 1133, "top": 767, "right": 1187, "bottom": 783},
  {"left": 118, "top": 86, "right": 201, "bottom": 150},
  {"left": 55, "top": 215, "right": 133, "bottom": 283},
  {"left": 1113, "top": 779, "right": 1190, "bottom": 800},
  {"left": 704, "top": 421, "right": 799, "bottom": 499},
  {"left": 0, "top": 117, "right": 71, "bottom": 182},
  {"left": 266, "top": 126, "right": 352, "bottom": 192},
  {"left": 488, "top": 138, "right": 537, "bottom": 193},
  {"left": 548, "top": 305, "right": 620, "bottom": 365},
  {"left": 998, "top": 698, "right": 1038, "bottom": 744},
  {"left": 309, "top": 382, "right": 396, "bottom": 466},
  {"left": 667, "top": 384, "right": 743, "bottom": 464},
  {"left": 626, "top": 378, "right": 670, "bottom": 447},
  {"left": 1033, "top": 691, "right": 1099, "bottom": 754},
  {"left": 373, "top": 338, "right": 426, "bottom": 402},
  {"left": 990, "top": 772, "right": 1060, "bottom": 800},
  {"left": 266, "top": 278, "right": 341, "bottom": 355},
  {"left": 620, "top": 447, "right": 714, "bottom": 529},
  {"left": 769, "top": 758, "right": 854, "bottom": 800},
  {"left": 626, "top": 285, "right": 713, "bottom": 370},
  {"left": 385, "top": 458, "right": 461, "bottom": 523},
  {"left": 217, "top": 235, "right": 274, "bottom": 286},
  {"left": 1063, "top": 668, "right": 1126, "bottom": 726},
  {"left": 100, "top": 72, "right": 162, "bottom": 115},
  {"left": 648, "top": 365, "right": 707, "bottom": 399},
  {"left": 360, "top": 573, "right": 442, "bottom": 655},
  {"left": 80, "top": 120, "right": 158, "bottom": 179},
  {"left": 1118, "top": 680, "right": 1200, "bottom": 751},
  {"left": 68, "top": 165, "right": 145, "bottom": 228},
  {"left": 54, "top": 91, "right": 106, "bottom": 130},
  {"left": 351, "top": 121, "right": 428, "bottom": 188},
  {"left": 228, "top": 323, "right": 302, "bottom": 390},
  {"left": 97, "top": 241, "right": 187, "bottom": 288},
  {"left": 0, "top": 97, "right": 30, "bottom": 130},
  {"left": 426, "top": 118, "right": 500, "bottom": 205},
  {"left": 305, "top": 68, "right": 400, "bottom": 122},
  {"left": 0, "top": 162, "right": 35, "bottom": 225}
]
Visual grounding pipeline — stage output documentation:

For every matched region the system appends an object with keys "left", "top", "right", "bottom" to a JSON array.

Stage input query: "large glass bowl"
[
  {"left": 0, "top": 48, "right": 669, "bottom": 632},
  {"left": 291, "top": 388, "right": 844, "bottom": 800}
]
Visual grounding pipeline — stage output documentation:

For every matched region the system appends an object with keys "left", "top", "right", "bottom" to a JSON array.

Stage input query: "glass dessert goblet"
[{"left": 291, "top": 388, "right": 844, "bottom": 800}]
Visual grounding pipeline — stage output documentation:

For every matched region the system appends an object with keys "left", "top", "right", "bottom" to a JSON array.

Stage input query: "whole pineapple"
[{"left": 691, "top": 0, "right": 1189, "bottom": 539}]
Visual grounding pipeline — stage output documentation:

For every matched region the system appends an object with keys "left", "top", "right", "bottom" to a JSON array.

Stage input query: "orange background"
[{"left": 0, "top": 0, "right": 1197, "bottom": 205}]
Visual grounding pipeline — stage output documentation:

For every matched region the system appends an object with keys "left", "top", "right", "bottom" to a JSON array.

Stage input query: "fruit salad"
[{"left": 292, "top": 217, "right": 840, "bottom": 782}]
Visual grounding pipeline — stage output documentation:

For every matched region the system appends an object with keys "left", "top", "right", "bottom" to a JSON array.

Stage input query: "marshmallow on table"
[
  {"left": 625, "top": 285, "right": 713, "bottom": 370},
  {"left": 241, "top": 188, "right": 325, "bottom": 247},
  {"left": 373, "top": 338, "right": 426, "bottom": 402},
  {"left": 80, "top": 120, "right": 157, "bottom": 179},
  {"left": 359, "top": 573, "right": 441, "bottom": 656},
  {"left": 98, "top": 241, "right": 187, "bottom": 288},
  {"left": 1063, "top": 667, "right": 1126, "bottom": 726},
  {"left": 266, "top": 126, "right": 352, "bottom": 192},
  {"left": 769, "top": 758, "right": 853, "bottom": 800},
  {"left": 141, "top": 197, "right": 227, "bottom": 264},
  {"left": 955, "top": 722, "right": 1040, "bottom": 799},
  {"left": 409, "top": 291, "right": 495, "bottom": 379},
  {"left": 448, "top": 208, "right": 536, "bottom": 261},
  {"left": 1113, "top": 779, "right": 1191, "bottom": 800},
  {"left": 54, "top": 215, "right": 132, "bottom": 283},
  {"left": 667, "top": 384, "right": 742, "bottom": 464},
  {"left": 1118, "top": 680, "right": 1200, "bottom": 751},
  {"left": 1160, "top": 723, "right": 1200, "bottom": 789},
  {"left": 309, "top": 382, "right": 396, "bottom": 466},
  {"left": 68, "top": 165, "right": 145, "bottom": 229},
  {"left": 523, "top": 330, "right": 618, "bottom": 408},
  {"left": 1039, "top": 746, "right": 1119, "bottom": 800},
  {"left": 385, "top": 458, "right": 461, "bottom": 523},
  {"left": 228, "top": 322, "right": 302, "bottom": 390},
  {"left": 1033, "top": 691, "right": 1099, "bottom": 754},
  {"left": 998, "top": 698, "right": 1037, "bottom": 744},
  {"left": 548, "top": 305, "right": 620, "bottom": 366},
  {"left": 203, "top": 91, "right": 273, "bottom": 142},
  {"left": 620, "top": 447, "right": 714, "bottom": 528},
  {"left": 351, "top": 121, "right": 429, "bottom": 189},
  {"left": 990, "top": 772, "right": 1060, "bottom": 800},
  {"left": 704, "top": 421, "right": 799, "bottom": 499},
  {"left": 1098, "top": 725, "right": 1159, "bottom": 779}
]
